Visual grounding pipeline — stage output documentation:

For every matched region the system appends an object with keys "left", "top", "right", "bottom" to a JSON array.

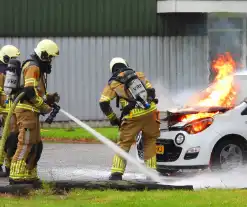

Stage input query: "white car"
[{"left": 136, "top": 72, "right": 247, "bottom": 175}]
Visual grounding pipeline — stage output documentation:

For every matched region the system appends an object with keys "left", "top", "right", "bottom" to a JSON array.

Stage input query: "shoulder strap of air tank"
[
  {"left": 108, "top": 68, "right": 133, "bottom": 85},
  {"left": 20, "top": 59, "right": 40, "bottom": 88},
  {"left": 21, "top": 59, "right": 38, "bottom": 68}
]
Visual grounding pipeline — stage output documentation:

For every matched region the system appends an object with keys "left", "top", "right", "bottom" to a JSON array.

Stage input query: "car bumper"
[
  {"left": 156, "top": 128, "right": 219, "bottom": 170},
  {"left": 157, "top": 164, "right": 208, "bottom": 171}
]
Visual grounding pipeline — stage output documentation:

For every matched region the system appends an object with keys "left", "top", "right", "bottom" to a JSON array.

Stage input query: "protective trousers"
[
  {"left": 0, "top": 114, "right": 17, "bottom": 169},
  {"left": 0, "top": 114, "right": 7, "bottom": 167},
  {"left": 4, "top": 114, "right": 19, "bottom": 169},
  {"left": 111, "top": 110, "right": 160, "bottom": 174},
  {"left": 9, "top": 110, "right": 42, "bottom": 182}
]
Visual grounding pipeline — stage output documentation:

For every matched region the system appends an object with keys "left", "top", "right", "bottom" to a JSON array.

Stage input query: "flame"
[
  {"left": 181, "top": 112, "right": 218, "bottom": 123},
  {"left": 181, "top": 52, "right": 238, "bottom": 122}
]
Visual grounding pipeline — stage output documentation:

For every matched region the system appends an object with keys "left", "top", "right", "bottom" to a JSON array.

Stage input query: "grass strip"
[
  {"left": 40, "top": 127, "right": 119, "bottom": 142},
  {"left": 1, "top": 189, "right": 247, "bottom": 206}
]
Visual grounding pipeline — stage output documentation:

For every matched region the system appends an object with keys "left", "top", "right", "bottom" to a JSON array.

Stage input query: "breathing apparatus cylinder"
[
  {"left": 4, "top": 71, "right": 18, "bottom": 97},
  {"left": 125, "top": 71, "right": 150, "bottom": 109},
  {"left": 3, "top": 59, "right": 22, "bottom": 101}
]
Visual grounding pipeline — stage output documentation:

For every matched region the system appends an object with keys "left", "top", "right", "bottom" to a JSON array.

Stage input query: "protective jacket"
[
  {"left": 15, "top": 55, "right": 50, "bottom": 113},
  {"left": 99, "top": 70, "right": 157, "bottom": 121}
]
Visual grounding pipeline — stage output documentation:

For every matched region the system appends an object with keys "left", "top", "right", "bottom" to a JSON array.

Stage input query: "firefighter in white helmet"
[
  {"left": 0, "top": 45, "right": 20, "bottom": 177},
  {"left": 99, "top": 57, "right": 160, "bottom": 180},
  {"left": 9, "top": 39, "right": 60, "bottom": 186}
]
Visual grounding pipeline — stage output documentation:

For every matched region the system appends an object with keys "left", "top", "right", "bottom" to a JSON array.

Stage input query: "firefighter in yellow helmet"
[
  {"left": 99, "top": 57, "right": 160, "bottom": 180},
  {"left": 0, "top": 45, "right": 20, "bottom": 177},
  {"left": 9, "top": 39, "right": 60, "bottom": 185}
]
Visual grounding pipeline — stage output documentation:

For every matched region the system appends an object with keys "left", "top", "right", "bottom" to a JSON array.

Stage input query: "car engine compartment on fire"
[{"left": 161, "top": 106, "right": 232, "bottom": 131}]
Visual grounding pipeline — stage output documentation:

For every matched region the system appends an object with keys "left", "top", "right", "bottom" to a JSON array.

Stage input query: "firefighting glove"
[
  {"left": 147, "top": 88, "right": 158, "bottom": 104},
  {"left": 110, "top": 117, "right": 120, "bottom": 126},
  {"left": 147, "top": 88, "right": 156, "bottom": 99},
  {"left": 22, "top": 87, "right": 36, "bottom": 102},
  {"left": 153, "top": 98, "right": 159, "bottom": 104},
  {"left": 45, "top": 92, "right": 60, "bottom": 106},
  {"left": 40, "top": 103, "right": 52, "bottom": 115}
]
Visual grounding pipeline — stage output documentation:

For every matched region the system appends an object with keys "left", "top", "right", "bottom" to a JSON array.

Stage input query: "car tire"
[{"left": 210, "top": 139, "right": 246, "bottom": 172}]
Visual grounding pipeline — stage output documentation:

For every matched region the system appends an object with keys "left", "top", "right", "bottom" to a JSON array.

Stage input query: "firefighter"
[
  {"left": 9, "top": 39, "right": 60, "bottom": 185},
  {"left": 99, "top": 57, "right": 160, "bottom": 180},
  {"left": 0, "top": 45, "right": 20, "bottom": 177}
]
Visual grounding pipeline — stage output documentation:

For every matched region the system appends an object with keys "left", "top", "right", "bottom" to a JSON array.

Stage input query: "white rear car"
[{"left": 136, "top": 72, "right": 247, "bottom": 174}]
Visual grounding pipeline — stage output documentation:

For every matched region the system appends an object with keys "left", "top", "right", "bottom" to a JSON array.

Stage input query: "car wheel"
[{"left": 210, "top": 139, "right": 245, "bottom": 172}]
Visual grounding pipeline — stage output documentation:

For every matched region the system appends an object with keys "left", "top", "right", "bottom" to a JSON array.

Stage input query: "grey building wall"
[{"left": 0, "top": 36, "right": 209, "bottom": 121}]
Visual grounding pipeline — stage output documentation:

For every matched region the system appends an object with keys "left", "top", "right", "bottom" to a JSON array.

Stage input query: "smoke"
[
  {"left": 153, "top": 81, "right": 205, "bottom": 111},
  {"left": 153, "top": 82, "right": 176, "bottom": 111},
  {"left": 209, "top": 16, "right": 243, "bottom": 67},
  {"left": 152, "top": 16, "right": 245, "bottom": 112}
]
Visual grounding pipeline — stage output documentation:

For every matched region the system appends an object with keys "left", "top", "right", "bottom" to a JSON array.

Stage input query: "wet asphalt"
[
  {"left": 0, "top": 143, "right": 247, "bottom": 189},
  {"left": 38, "top": 143, "right": 145, "bottom": 181},
  {"left": 0, "top": 143, "right": 147, "bottom": 186},
  {"left": 37, "top": 143, "right": 247, "bottom": 189}
]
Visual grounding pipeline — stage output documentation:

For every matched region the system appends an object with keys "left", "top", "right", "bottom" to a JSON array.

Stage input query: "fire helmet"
[
  {"left": 0, "top": 45, "right": 20, "bottom": 64},
  {"left": 109, "top": 57, "right": 129, "bottom": 73},
  {"left": 34, "top": 39, "right": 59, "bottom": 62}
]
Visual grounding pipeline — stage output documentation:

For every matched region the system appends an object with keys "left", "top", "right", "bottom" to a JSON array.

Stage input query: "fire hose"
[
  {"left": 0, "top": 91, "right": 164, "bottom": 184},
  {"left": 0, "top": 92, "right": 25, "bottom": 160},
  {"left": 60, "top": 109, "right": 165, "bottom": 184},
  {"left": 0, "top": 92, "right": 60, "bottom": 161}
]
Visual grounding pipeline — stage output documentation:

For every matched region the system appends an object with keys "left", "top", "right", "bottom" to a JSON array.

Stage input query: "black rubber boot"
[
  {"left": 9, "top": 178, "right": 42, "bottom": 189},
  {"left": 109, "top": 172, "right": 123, "bottom": 181}
]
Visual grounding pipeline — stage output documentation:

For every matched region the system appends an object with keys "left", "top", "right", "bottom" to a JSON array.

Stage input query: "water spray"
[{"left": 60, "top": 109, "right": 165, "bottom": 184}]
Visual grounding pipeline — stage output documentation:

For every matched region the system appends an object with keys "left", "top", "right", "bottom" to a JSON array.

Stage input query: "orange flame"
[{"left": 181, "top": 52, "right": 238, "bottom": 122}]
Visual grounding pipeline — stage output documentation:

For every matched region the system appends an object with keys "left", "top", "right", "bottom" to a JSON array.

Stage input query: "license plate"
[{"left": 156, "top": 145, "right": 164, "bottom": 154}]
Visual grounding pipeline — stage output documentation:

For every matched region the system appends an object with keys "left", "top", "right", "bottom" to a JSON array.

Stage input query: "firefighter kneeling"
[
  {"left": 99, "top": 57, "right": 160, "bottom": 180},
  {"left": 8, "top": 39, "right": 60, "bottom": 185}
]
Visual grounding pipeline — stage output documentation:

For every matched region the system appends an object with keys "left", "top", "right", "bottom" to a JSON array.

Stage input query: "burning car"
[{"left": 136, "top": 52, "right": 247, "bottom": 174}]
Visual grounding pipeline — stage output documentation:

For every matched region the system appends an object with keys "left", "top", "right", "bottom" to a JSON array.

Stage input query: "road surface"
[
  {"left": 1, "top": 143, "right": 247, "bottom": 189},
  {"left": 38, "top": 143, "right": 247, "bottom": 189},
  {"left": 0, "top": 143, "right": 145, "bottom": 187},
  {"left": 38, "top": 143, "right": 146, "bottom": 181}
]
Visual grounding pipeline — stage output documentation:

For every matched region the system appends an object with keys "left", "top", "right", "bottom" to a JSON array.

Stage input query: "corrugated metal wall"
[{"left": 0, "top": 36, "right": 209, "bottom": 121}]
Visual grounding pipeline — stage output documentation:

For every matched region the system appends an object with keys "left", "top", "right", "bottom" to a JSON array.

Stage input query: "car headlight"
[
  {"left": 183, "top": 117, "right": 213, "bottom": 134},
  {"left": 175, "top": 133, "right": 185, "bottom": 145}
]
